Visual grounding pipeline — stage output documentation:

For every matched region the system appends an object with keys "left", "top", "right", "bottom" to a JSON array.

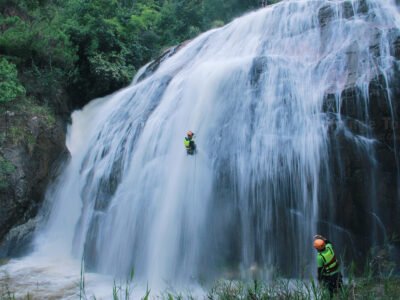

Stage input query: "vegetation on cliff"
[
  {"left": 0, "top": 58, "right": 25, "bottom": 104},
  {"left": 0, "top": 0, "right": 281, "bottom": 108}
]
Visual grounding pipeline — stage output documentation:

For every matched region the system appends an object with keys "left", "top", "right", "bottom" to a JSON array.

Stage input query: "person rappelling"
[
  {"left": 314, "top": 234, "right": 343, "bottom": 296},
  {"left": 184, "top": 131, "right": 196, "bottom": 155}
]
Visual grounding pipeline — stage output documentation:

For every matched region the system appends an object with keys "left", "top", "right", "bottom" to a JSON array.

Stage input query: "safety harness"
[
  {"left": 319, "top": 245, "right": 339, "bottom": 275},
  {"left": 184, "top": 137, "right": 195, "bottom": 154}
]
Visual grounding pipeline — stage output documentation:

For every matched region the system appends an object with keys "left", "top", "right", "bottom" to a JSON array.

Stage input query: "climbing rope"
[{"left": 193, "top": 150, "right": 197, "bottom": 204}]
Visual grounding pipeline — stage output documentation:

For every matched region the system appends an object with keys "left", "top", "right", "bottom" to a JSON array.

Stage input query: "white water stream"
[{"left": 1, "top": 0, "right": 399, "bottom": 298}]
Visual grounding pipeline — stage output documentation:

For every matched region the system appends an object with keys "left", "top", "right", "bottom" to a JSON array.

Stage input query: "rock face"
[
  {"left": 0, "top": 111, "right": 67, "bottom": 257},
  {"left": 248, "top": 0, "right": 400, "bottom": 270},
  {"left": 135, "top": 40, "right": 191, "bottom": 83},
  {"left": 322, "top": 71, "right": 400, "bottom": 267},
  {"left": 318, "top": 1, "right": 400, "bottom": 268}
]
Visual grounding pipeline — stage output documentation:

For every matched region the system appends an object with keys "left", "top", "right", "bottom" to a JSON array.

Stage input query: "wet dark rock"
[
  {"left": 322, "top": 59, "right": 400, "bottom": 267},
  {"left": 250, "top": 56, "right": 268, "bottom": 86},
  {"left": 136, "top": 41, "right": 189, "bottom": 83},
  {"left": 356, "top": 0, "right": 369, "bottom": 14},
  {"left": 136, "top": 47, "right": 177, "bottom": 83},
  {"left": 344, "top": 46, "right": 362, "bottom": 88},
  {"left": 320, "top": 10, "right": 400, "bottom": 264},
  {"left": 0, "top": 112, "right": 67, "bottom": 257},
  {"left": 368, "top": 27, "right": 384, "bottom": 58},
  {"left": 318, "top": 4, "right": 336, "bottom": 28},
  {"left": 342, "top": 1, "right": 355, "bottom": 19},
  {"left": 388, "top": 29, "right": 400, "bottom": 60},
  {"left": 318, "top": 0, "right": 367, "bottom": 29},
  {"left": 0, "top": 218, "right": 37, "bottom": 257}
]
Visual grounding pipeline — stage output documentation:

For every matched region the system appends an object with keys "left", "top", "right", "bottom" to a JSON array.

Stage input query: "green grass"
[
  {"left": 0, "top": 272, "right": 15, "bottom": 300},
  {"left": 2, "top": 274, "right": 400, "bottom": 300},
  {"left": 205, "top": 277, "right": 400, "bottom": 300},
  {"left": 2, "top": 250, "right": 400, "bottom": 300}
]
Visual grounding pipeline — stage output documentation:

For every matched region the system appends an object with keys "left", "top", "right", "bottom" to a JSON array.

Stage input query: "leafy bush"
[
  {"left": 0, "top": 58, "right": 25, "bottom": 104},
  {"left": 0, "top": 156, "right": 15, "bottom": 189},
  {"left": 1, "top": 0, "right": 283, "bottom": 108}
]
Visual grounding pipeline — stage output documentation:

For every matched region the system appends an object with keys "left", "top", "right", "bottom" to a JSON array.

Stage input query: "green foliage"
[
  {"left": 0, "top": 98, "right": 56, "bottom": 158},
  {"left": 111, "top": 268, "right": 136, "bottom": 300},
  {"left": 0, "top": 155, "right": 15, "bottom": 189},
  {"left": 88, "top": 52, "right": 135, "bottom": 96},
  {"left": 143, "top": 284, "right": 150, "bottom": 300},
  {"left": 205, "top": 277, "right": 400, "bottom": 300},
  {"left": 61, "top": 0, "right": 141, "bottom": 101},
  {"left": 8, "top": 125, "right": 25, "bottom": 145},
  {"left": 0, "top": 3, "right": 77, "bottom": 106},
  {"left": 0, "top": 0, "right": 283, "bottom": 108},
  {"left": 11, "top": 97, "right": 56, "bottom": 129},
  {"left": 0, "top": 58, "right": 25, "bottom": 104},
  {"left": 0, "top": 8, "right": 77, "bottom": 69},
  {"left": 157, "top": 0, "right": 203, "bottom": 46},
  {"left": 202, "top": 0, "right": 261, "bottom": 26}
]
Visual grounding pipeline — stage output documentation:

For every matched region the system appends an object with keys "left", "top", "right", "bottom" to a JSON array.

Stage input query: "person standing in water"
[{"left": 314, "top": 234, "right": 343, "bottom": 296}]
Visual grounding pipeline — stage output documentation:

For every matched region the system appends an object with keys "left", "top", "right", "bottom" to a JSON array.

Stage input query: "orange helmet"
[
  {"left": 187, "top": 131, "right": 193, "bottom": 137},
  {"left": 314, "top": 239, "right": 326, "bottom": 251}
]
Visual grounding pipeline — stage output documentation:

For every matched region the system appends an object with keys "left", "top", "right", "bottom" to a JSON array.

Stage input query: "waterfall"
[{"left": 29, "top": 0, "right": 400, "bottom": 289}]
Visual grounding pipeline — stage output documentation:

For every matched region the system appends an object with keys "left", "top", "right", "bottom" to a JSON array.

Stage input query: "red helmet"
[
  {"left": 314, "top": 239, "right": 326, "bottom": 251},
  {"left": 187, "top": 131, "right": 193, "bottom": 137}
]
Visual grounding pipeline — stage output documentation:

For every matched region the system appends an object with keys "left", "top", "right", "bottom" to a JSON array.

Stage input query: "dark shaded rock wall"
[
  {"left": 0, "top": 112, "right": 67, "bottom": 257},
  {"left": 322, "top": 73, "right": 400, "bottom": 269},
  {"left": 318, "top": 1, "right": 400, "bottom": 271}
]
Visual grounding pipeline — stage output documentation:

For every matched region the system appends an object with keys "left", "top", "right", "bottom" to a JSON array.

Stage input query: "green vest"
[
  {"left": 317, "top": 243, "right": 339, "bottom": 275},
  {"left": 184, "top": 137, "right": 191, "bottom": 149}
]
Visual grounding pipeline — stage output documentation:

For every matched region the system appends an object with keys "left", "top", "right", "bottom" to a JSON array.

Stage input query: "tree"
[{"left": 0, "top": 57, "right": 25, "bottom": 104}]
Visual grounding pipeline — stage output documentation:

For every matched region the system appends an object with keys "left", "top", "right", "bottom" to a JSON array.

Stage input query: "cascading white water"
[{"left": 2, "top": 0, "right": 399, "bottom": 297}]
